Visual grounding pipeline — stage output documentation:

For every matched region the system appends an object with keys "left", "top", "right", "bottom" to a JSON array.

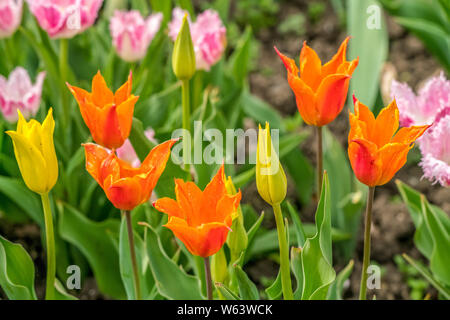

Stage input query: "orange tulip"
[
  {"left": 275, "top": 37, "right": 358, "bottom": 126},
  {"left": 67, "top": 71, "right": 138, "bottom": 149},
  {"left": 348, "top": 96, "right": 430, "bottom": 187},
  {"left": 153, "top": 165, "right": 241, "bottom": 258},
  {"left": 83, "top": 139, "right": 177, "bottom": 211}
]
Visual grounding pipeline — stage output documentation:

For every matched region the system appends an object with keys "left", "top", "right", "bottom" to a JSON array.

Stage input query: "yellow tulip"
[
  {"left": 256, "top": 122, "right": 287, "bottom": 206},
  {"left": 172, "top": 14, "right": 196, "bottom": 81},
  {"left": 6, "top": 109, "right": 58, "bottom": 194}
]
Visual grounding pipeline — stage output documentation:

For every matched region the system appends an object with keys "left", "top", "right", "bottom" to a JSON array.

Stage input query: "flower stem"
[
  {"left": 359, "top": 186, "right": 375, "bottom": 300},
  {"left": 59, "top": 39, "right": 70, "bottom": 131},
  {"left": 41, "top": 193, "right": 55, "bottom": 300},
  {"left": 272, "top": 203, "right": 294, "bottom": 300},
  {"left": 182, "top": 79, "right": 191, "bottom": 174},
  {"left": 204, "top": 256, "right": 213, "bottom": 300},
  {"left": 123, "top": 210, "right": 141, "bottom": 300},
  {"left": 316, "top": 126, "right": 323, "bottom": 197}
]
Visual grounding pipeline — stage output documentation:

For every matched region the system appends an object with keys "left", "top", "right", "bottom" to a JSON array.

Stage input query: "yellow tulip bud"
[
  {"left": 211, "top": 247, "right": 228, "bottom": 284},
  {"left": 225, "top": 176, "right": 248, "bottom": 260},
  {"left": 256, "top": 122, "right": 287, "bottom": 206},
  {"left": 6, "top": 109, "right": 58, "bottom": 194},
  {"left": 172, "top": 14, "right": 196, "bottom": 81}
]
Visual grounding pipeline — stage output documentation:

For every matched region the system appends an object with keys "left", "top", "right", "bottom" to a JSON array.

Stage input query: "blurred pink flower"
[
  {"left": 391, "top": 72, "right": 450, "bottom": 187},
  {"left": 110, "top": 10, "right": 162, "bottom": 62},
  {"left": 116, "top": 128, "right": 157, "bottom": 168},
  {"left": 0, "top": 67, "right": 46, "bottom": 122},
  {"left": 26, "top": 0, "right": 103, "bottom": 39},
  {"left": 0, "top": 0, "right": 23, "bottom": 38},
  {"left": 168, "top": 7, "right": 226, "bottom": 71}
]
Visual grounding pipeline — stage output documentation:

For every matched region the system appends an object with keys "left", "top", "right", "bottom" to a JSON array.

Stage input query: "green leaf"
[
  {"left": 327, "top": 259, "right": 354, "bottom": 300},
  {"left": 0, "top": 235, "right": 37, "bottom": 300},
  {"left": 234, "top": 265, "right": 259, "bottom": 300},
  {"left": 59, "top": 205, "right": 126, "bottom": 299},
  {"left": 240, "top": 91, "right": 284, "bottom": 130},
  {"left": 228, "top": 27, "right": 252, "bottom": 85},
  {"left": 347, "top": 0, "right": 388, "bottom": 109},
  {"left": 402, "top": 253, "right": 450, "bottom": 300},
  {"left": 54, "top": 279, "right": 78, "bottom": 300},
  {"left": 290, "top": 247, "right": 303, "bottom": 299},
  {"left": 286, "top": 201, "right": 306, "bottom": 247},
  {"left": 301, "top": 172, "right": 336, "bottom": 300},
  {"left": 265, "top": 270, "right": 282, "bottom": 300},
  {"left": 141, "top": 223, "right": 204, "bottom": 300}
]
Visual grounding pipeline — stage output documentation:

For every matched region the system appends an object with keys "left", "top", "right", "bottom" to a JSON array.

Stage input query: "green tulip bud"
[{"left": 172, "top": 14, "right": 196, "bottom": 81}]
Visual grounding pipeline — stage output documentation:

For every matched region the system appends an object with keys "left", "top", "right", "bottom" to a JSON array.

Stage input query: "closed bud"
[
  {"left": 172, "top": 14, "right": 196, "bottom": 81},
  {"left": 211, "top": 248, "right": 228, "bottom": 284},
  {"left": 256, "top": 122, "right": 287, "bottom": 206}
]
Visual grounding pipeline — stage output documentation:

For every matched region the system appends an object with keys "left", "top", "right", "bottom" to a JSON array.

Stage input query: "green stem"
[
  {"left": 272, "top": 203, "right": 294, "bottom": 300},
  {"left": 359, "top": 186, "right": 375, "bottom": 300},
  {"left": 123, "top": 210, "right": 141, "bottom": 300},
  {"left": 182, "top": 79, "right": 191, "bottom": 174},
  {"left": 41, "top": 193, "right": 55, "bottom": 300},
  {"left": 204, "top": 257, "right": 213, "bottom": 300},
  {"left": 59, "top": 39, "right": 70, "bottom": 131},
  {"left": 316, "top": 126, "right": 323, "bottom": 198}
]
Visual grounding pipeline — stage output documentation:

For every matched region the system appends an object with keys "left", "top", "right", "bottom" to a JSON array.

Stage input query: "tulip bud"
[
  {"left": 6, "top": 109, "right": 58, "bottom": 194},
  {"left": 172, "top": 14, "right": 196, "bottom": 81},
  {"left": 211, "top": 248, "right": 228, "bottom": 284},
  {"left": 256, "top": 122, "right": 287, "bottom": 206},
  {"left": 225, "top": 176, "right": 248, "bottom": 261}
]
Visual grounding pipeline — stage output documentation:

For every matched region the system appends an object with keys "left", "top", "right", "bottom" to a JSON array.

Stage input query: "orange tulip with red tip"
[
  {"left": 275, "top": 37, "right": 358, "bottom": 126},
  {"left": 348, "top": 96, "right": 430, "bottom": 187},
  {"left": 67, "top": 71, "right": 138, "bottom": 149},
  {"left": 153, "top": 165, "right": 241, "bottom": 258},
  {"left": 83, "top": 139, "right": 178, "bottom": 211}
]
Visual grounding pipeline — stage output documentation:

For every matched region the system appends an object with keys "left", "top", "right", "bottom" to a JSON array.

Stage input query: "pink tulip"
[
  {"left": 168, "top": 7, "right": 226, "bottom": 71},
  {"left": 116, "top": 129, "right": 157, "bottom": 168},
  {"left": 110, "top": 10, "right": 162, "bottom": 62},
  {"left": 0, "top": 67, "right": 46, "bottom": 122},
  {"left": 26, "top": 0, "right": 103, "bottom": 39},
  {"left": 391, "top": 72, "right": 450, "bottom": 187},
  {"left": 0, "top": 0, "right": 23, "bottom": 38}
]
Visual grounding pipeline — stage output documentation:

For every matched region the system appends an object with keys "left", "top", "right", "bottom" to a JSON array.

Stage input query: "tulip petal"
[
  {"left": 116, "top": 95, "right": 138, "bottom": 144},
  {"left": 377, "top": 143, "right": 411, "bottom": 185},
  {"left": 175, "top": 179, "right": 204, "bottom": 226},
  {"left": 153, "top": 197, "right": 184, "bottom": 219},
  {"left": 41, "top": 108, "right": 58, "bottom": 190},
  {"left": 299, "top": 41, "right": 322, "bottom": 90},
  {"left": 392, "top": 125, "right": 431, "bottom": 145},
  {"left": 83, "top": 143, "right": 111, "bottom": 186},
  {"left": 321, "top": 36, "right": 350, "bottom": 77},
  {"left": 114, "top": 71, "right": 133, "bottom": 106},
  {"left": 289, "top": 76, "right": 318, "bottom": 125},
  {"left": 200, "top": 164, "right": 228, "bottom": 221},
  {"left": 98, "top": 104, "right": 124, "bottom": 149},
  {"left": 67, "top": 83, "right": 95, "bottom": 129},
  {"left": 274, "top": 46, "right": 299, "bottom": 75},
  {"left": 92, "top": 71, "right": 114, "bottom": 107},
  {"left": 105, "top": 176, "right": 143, "bottom": 211},
  {"left": 215, "top": 191, "right": 241, "bottom": 225},
  {"left": 315, "top": 74, "right": 351, "bottom": 126},
  {"left": 373, "top": 99, "right": 399, "bottom": 147},
  {"left": 348, "top": 139, "right": 381, "bottom": 187},
  {"left": 6, "top": 131, "right": 48, "bottom": 194}
]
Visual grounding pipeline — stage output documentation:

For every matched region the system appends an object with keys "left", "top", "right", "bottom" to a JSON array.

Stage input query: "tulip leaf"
[
  {"left": 228, "top": 26, "right": 252, "bottom": 86},
  {"left": 234, "top": 265, "right": 260, "bottom": 300},
  {"left": 327, "top": 259, "right": 354, "bottom": 300},
  {"left": 284, "top": 149, "right": 314, "bottom": 206},
  {"left": 290, "top": 247, "right": 303, "bottom": 300},
  {"left": 59, "top": 205, "right": 126, "bottom": 299},
  {"left": 0, "top": 235, "right": 37, "bottom": 300},
  {"left": 301, "top": 172, "right": 336, "bottom": 300},
  {"left": 241, "top": 91, "right": 284, "bottom": 131},
  {"left": 141, "top": 223, "right": 204, "bottom": 300},
  {"left": 286, "top": 201, "right": 307, "bottom": 247},
  {"left": 54, "top": 279, "right": 78, "bottom": 300},
  {"left": 265, "top": 270, "right": 282, "bottom": 300},
  {"left": 347, "top": 0, "right": 388, "bottom": 110}
]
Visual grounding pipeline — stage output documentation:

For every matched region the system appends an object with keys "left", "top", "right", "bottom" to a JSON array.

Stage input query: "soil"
[{"left": 245, "top": 0, "right": 449, "bottom": 300}]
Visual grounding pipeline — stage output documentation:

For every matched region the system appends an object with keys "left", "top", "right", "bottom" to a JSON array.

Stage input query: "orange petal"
[
  {"left": 83, "top": 143, "right": 110, "bottom": 186},
  {"left": 67, "top": 83, "right": 94, "bottom": 129},
  {"left": 104, "top": 176, "right": 143, "bottom": 211},
  {"left": 353, "top": 96, "right": 376, "bottom": 138},
  {"left": 116, "top": 95, "right": 138, "bottom": 144},
  {"left": 153, "top": 197, "right": 184, "bottom": 219},
  {"left": 91, "top": 71, "right": 114, "bottom": 107},
  {"left": 288, "top": 76, "right": 318, "bottom": 125},
  {"left": 114, "top": 71, "right": 133, "bottom": 106},
  {"left": 315, "top": 74, "right": 351, "bottom": 126},
  {"left": 322, "top": 36, "right": 350, "bottom": 77},
  {"left": 348, "top": 139, "right": 381, "bottom": 187},
  {"left": 274, "top": 46, "right": 299, "bottom": 75},
  {"left": 214, "top": 191, "right": 242, "bottom": 225},
  {"left": 165, "top": 217, "right": 230, "bottom": 257},
  {"left": 377, "top": 143, "right": 411, "bottom": 185},
  {"left": 299, "top": 41, "right": 322, "bottom": 90},
  {"left": 373, "top": 99, "right": 399, "bottom": 147},
  {"left": 392, "top": 124, "right": 431, "bottom": 145},
  {"left": 175, "top": 179, "right": 203, "bottom": 226}
]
